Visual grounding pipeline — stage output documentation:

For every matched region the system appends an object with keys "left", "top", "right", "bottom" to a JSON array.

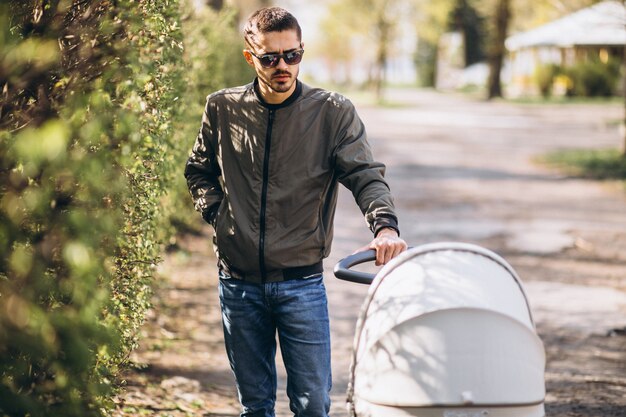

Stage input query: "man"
[{"left": 184, "top": 7, "right": 406, "bottom": 417}]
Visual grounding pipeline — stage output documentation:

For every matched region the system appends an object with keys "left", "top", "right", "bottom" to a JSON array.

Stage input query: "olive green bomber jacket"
[{"left": 184, "top": 79, "right": 398, "bottom": 281}]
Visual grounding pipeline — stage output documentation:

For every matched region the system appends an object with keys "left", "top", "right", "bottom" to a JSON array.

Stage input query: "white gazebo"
[{"left": 505, "top": 0, "right": 626, "bottom": 95}]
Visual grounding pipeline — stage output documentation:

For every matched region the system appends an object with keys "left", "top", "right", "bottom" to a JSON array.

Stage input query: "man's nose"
[{"left": 276, "top": 57, "right": 289, "bottom": 70}]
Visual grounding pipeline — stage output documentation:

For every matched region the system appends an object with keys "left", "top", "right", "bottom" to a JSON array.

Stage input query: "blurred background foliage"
[
  {"left": 0, "top": 0, "right": 250, "bottom": 415},
  {"left": 315, "top": 0, "right": 612, "bottom": 100},
  {"left": 167, "top": 2, "right": 252, "bottom": 238}
]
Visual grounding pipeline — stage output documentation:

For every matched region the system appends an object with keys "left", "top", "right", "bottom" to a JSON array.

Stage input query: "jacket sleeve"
[
  {"left": 184, "top": 97, "right": 223, "bottom": 225},
  {"left": 333, "top": 98, "right": 400, "bottom": 236}
]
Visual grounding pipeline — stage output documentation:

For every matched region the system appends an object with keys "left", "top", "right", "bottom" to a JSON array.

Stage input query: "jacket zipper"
[{"left": 259, "top": 109, "right": 275, "bottom": 283}]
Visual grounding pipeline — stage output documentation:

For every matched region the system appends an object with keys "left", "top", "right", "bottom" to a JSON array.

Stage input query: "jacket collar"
[{"left": 251, "top": 78, "right": 302, "bottom": 110}]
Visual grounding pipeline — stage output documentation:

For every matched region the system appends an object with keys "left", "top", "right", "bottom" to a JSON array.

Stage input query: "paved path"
[{"left": 315, "top": 90, "right": 626, "bottom": 417}]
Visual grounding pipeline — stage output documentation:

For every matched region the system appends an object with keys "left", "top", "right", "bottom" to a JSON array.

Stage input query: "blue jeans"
[{"left": 218, "top": 273, "right": 332, "bottom": 417}]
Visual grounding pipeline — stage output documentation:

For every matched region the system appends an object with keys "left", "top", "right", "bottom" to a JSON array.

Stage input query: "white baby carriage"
[{"left": 334, "top": 242, "right": 546, "bottom": 417}]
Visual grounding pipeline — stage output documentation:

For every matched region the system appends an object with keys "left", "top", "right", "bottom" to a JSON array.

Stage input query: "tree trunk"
[
  {"left": 623, "top": 2, "right": 626, "bottom": 157},
  {"left": 206, "top": 0, "right": 224, "bottom": 11},
  {"left": 375, "top": 14, "right": 390, "bottom": 103},
  {"left": 487, "top": 0, "right": 510, "bottom": 99}
]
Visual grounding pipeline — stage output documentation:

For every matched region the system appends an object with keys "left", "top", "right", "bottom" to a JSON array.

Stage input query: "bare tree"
[
  {"left": 413, "top": 0, "right": 456, "bottom": 87},
  {"left": 319, "top": 0, "right": 407, "bottom": 102},
  {"left": 373, "top": 1, "right": 394, "bottom": 100},
  {"left": 486, "top": 0, "right": 510, "bottom": 99},
  {"left": 207, "top": 0, "right": 224, "bottom": 10},
  {"left": 230, "top": 0, "right": 273, "bottom": 24},
  {"left": 623, "top": 0, "right": 626, "bottom": 156}
]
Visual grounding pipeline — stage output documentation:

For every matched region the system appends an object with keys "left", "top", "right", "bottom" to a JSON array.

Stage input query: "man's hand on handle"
[{"left": 356, "top": 227, "right": 408, "bottom": 266}]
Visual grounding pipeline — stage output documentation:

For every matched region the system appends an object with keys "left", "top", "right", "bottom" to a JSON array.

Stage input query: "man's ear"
[{"left": 243, "top": 50, "right": 254, "bottom": 67}]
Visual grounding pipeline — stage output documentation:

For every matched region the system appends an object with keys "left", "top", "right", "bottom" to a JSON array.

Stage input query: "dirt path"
[{"left": 114, "top": 90, "right": 626, "bottom": 417}]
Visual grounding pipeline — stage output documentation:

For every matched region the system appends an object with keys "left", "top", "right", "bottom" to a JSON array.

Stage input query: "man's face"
[{"left": 244, "top": 29, "right": 302, "bottom": 100}]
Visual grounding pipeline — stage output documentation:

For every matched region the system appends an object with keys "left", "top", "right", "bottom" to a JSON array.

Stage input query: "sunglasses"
[{"left": 247, "top": 48, "right": 304, "bottom": 68}]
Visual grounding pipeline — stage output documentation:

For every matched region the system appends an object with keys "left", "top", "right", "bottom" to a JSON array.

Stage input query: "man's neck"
[{"left": 257, "top": 81, "right": 297, "bottom": 104}]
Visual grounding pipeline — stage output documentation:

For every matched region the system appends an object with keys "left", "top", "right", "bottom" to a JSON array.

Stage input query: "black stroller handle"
[{"left": 333, "top": 249, "right": 377, "bottom": 285}]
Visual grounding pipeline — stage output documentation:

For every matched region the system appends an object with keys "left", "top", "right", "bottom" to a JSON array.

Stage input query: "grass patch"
[
  {"left": 539, "top": 148, "right": 626, "bottom": 179},
  {"left": 507, "top": 96, "right": 622, "bottom": 105}
]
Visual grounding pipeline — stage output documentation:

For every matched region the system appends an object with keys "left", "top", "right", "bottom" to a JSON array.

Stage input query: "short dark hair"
[{"left": 244, "top": 7, "right": 302, "bottom": 48}]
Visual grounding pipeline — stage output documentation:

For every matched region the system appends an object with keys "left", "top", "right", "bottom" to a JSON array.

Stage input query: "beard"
[{"left": 259, "top": 67, "right": 299, "bottom": 94}]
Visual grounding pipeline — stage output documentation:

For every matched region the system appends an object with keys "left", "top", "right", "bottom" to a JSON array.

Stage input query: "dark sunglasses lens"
[
  {"left": 256, "top": 50, "right": 303, "bottom": 68},
  {"left": 260, "top": 55, "right": 279, "bottom": 68},
  {"left": 284, "top": 51, "right": 303, "bottom": 65}
]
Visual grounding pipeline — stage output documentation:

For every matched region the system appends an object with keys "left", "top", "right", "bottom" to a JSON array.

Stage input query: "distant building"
[{"left": 505, "top": 0, "right": 626, "bottom": 96}]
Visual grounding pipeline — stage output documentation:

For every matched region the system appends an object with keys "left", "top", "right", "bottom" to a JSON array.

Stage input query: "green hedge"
[
  {"left": 1, "top": 0, "right": 252, "bottom": 414},
  {"left": 565, "top": 57, "right": 621, "bottom": 97},
  {"left": 534, "top": 63, "right": 561, "bottom": 98},
  {"left": 534, "top": 56, "right": 622, "bottom": 99},
  {"left": 0, "top": 0, "right": 185, "bottom": 415}
]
